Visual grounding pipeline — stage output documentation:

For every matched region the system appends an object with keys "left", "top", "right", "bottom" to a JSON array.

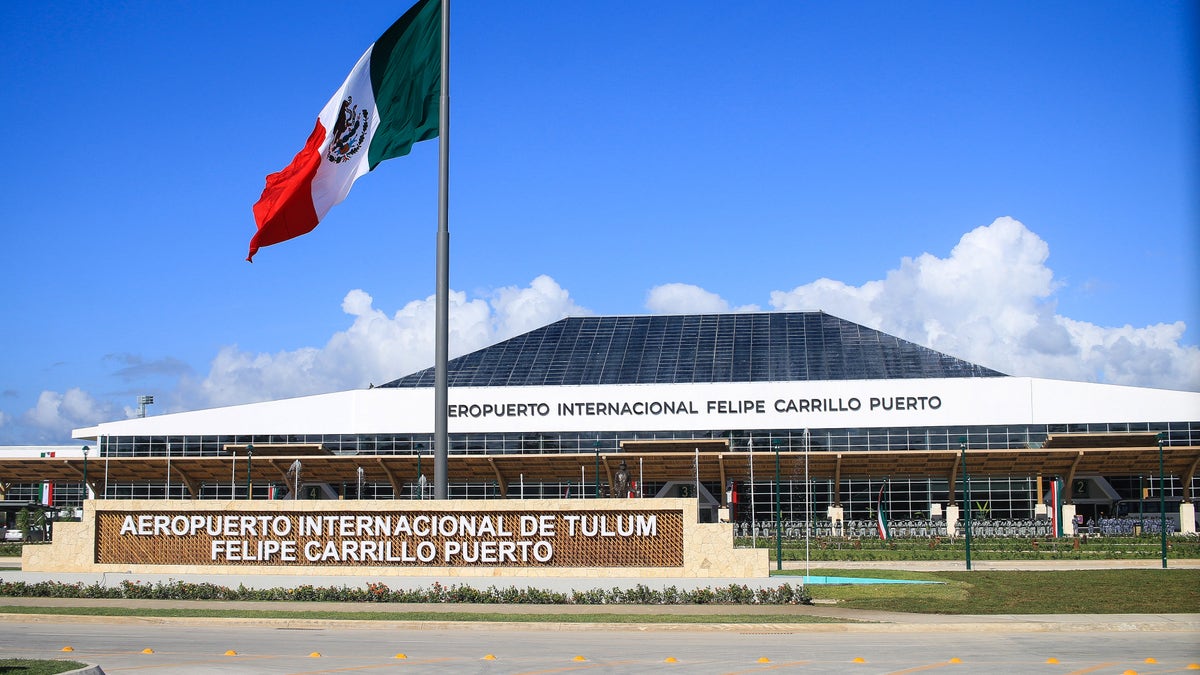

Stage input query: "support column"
[
  {"left": 1179, "top": 503, "right": 1196, "bottom": 535},
  {"left": 1062, "top": 504, "right": 1077, "bottom": 536},
  {"left": 826, "top": 505, "right": 844, "bottom": 537}
]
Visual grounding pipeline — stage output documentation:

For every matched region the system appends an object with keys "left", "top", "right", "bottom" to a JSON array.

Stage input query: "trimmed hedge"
[{"left": 0, "top": 578, "right": 811, "bottom": 605}]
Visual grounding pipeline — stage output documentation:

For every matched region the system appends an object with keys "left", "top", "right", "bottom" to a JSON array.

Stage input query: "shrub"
[{"left": 0, "top": 577, "right": 812, "bottom": 605}]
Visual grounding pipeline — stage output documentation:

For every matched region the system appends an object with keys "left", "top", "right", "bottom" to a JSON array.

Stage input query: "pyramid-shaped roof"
[{"left": 380, "top": 311, "right": 1003, "bottom": 389}]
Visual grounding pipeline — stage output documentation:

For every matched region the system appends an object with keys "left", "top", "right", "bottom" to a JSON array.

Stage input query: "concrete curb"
[
  {"left": 5, "top": 612, "right": 1198, "bottom": 633},
  {"left": 60, "top": 664, "right": 104, "bottom": 675}
]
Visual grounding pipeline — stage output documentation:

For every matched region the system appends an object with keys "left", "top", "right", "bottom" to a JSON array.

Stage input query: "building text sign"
[{"left": 96, "top": 509, "right": 684, "bottom": 568}]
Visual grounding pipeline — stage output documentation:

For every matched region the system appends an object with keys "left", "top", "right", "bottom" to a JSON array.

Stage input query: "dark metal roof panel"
[{"left": 379, "top": 311, "right": 1005, "bottom": 388}]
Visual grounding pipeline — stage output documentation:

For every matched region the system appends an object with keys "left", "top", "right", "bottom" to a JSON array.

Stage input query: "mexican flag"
[
  {"left": 247, "top": 0, "right": 441, "bottom": 262},
  {"left": 1049, "top": 477, "right": 1063, "bottom": 538},
  {"left": 875, "top": 484, "right": 890, "bottom": 540}
]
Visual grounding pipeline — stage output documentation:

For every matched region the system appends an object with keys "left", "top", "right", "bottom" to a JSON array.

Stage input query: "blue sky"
[{"left": 1, "top": 1, "right": 1196, "bottom": 444}]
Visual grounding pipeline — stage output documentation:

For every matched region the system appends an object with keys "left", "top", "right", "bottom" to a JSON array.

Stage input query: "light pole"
[
  {"left": 1158, "top": 432, "right": 1167, "bottom": 569},
  {"left": 773, "top": 438, "right": 783, "bottom": 572},
  {"left": 416, "top": 444, "right": 423, "bottom": 499},
  {"left": 960, "top": 437, "right": 972, "bottom": 571},
  {"left": 81, "top": 445, "right": 89, "bottom": 502},
  {"left": 594, "top": 442, "right": 601, "bottom": 498},
  {"left": 1139, "top": 474, "right": 1145, "bottom": 534},
  {"left": 245, "top": 444, "right": 254, "bottom": 500}
]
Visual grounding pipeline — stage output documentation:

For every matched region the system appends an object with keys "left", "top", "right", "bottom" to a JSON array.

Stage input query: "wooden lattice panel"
[{"left": 95, "top": 509, "right": 684, "bottom": 568}]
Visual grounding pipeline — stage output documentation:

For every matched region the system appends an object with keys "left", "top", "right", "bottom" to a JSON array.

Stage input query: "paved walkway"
[{"left": 1, "top": 593, "right": 1197, "bottom": 634}]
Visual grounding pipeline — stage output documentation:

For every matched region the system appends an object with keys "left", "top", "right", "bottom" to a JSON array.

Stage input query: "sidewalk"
[{"left": 1, "top": 594, "right": 1197, "bottom": 634}]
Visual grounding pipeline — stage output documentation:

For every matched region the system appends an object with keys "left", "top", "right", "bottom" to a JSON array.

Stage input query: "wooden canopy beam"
[
  {"left": 487, "top": 457, "right": 507, "bottom": 498},
  {"left": 168, "top": 464, "right": 201, "bottom": 499},
  {"left": 62, "top": 460, "right": 102, "bottom": 500},
  {"left": 1065, "top": 451, "right": 1085, "bottom": 502},
  {"left": 948, "top": 453, "right": 961, "bottom": 507},
  {"left": 1182, "top": 454, "right": 1200, "bottom": 504},
  {"left": 376, "top": 457, "right": 403, "bottom": 498}
]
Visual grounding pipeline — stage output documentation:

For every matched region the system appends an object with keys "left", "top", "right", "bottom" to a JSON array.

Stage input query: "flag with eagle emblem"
[
  {"left": 875, "top": 483, "right": 891, "bottom": 540},
  {"left": 247, "top": 0, "right": 440, "bottom": 261}
]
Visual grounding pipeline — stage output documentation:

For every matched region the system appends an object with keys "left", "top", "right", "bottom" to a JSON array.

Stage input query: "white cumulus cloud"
[
  {"left": 180, "top": 275, "right": 588, "bottom": 409},
  {"left": 763, "top": 217, "right": 1199, "bottom": 390},
  {"left": 645, "top": 283, "right": 760, "bottom": 314},
  {"left": 20, "top": 388, "right": 121, "bottom": 440}
]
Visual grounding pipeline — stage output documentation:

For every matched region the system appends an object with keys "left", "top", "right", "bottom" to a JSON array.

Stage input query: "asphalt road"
[{"left": 5, "top": 617, "right": 1199, "bottom": 675}]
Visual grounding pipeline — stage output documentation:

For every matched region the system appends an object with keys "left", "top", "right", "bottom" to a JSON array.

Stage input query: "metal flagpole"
[
  {"left": 165, "top": 441, "right": 171, "bottom": 499},
  {"left": 433, "top": 0, "right": 451, "bottom": 499}
]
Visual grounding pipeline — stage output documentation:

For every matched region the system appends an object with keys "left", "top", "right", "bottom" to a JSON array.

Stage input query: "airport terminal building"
[{"left": 6, "top": 311, "right": 1198, "bottom": 534}]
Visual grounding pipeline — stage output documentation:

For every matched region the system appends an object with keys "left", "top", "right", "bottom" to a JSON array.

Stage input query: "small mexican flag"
[
  {"left": 39, "top": 481, "right": 54, "bottom": 506},
  {"left": 1049, "top": 477, "right": 1063, "bottom": 538},
  {"left": 248, "top": 0, "right": 441, "bottom": 261},
  {"left": 875, "top": 484, "right": 890, "bottom": 540}
]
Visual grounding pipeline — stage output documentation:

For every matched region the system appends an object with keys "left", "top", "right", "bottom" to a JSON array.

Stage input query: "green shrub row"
[{"left": 0, "top": 578, "right": 810, "bottom": 606}]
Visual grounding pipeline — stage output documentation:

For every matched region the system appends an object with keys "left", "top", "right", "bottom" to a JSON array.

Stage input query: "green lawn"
[
  {"left": 2, "top": 569, "right": 1196, "bottom": 621},
  {"left": 779, "top": 567, "right": 1200, "bottom": 614},
  {"left": 0, "top": 659, "right": 88, "bottom": 675}
]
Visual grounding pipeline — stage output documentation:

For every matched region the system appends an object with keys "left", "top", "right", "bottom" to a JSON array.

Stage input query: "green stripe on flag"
[{"left": 368, "top": 0, "right": 441, "bottom": 169}]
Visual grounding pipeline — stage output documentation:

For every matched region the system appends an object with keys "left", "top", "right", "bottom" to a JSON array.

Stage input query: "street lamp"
[
  {"left": 960, "top": 437, "right": 972, "bottom": 571},
  {"left": 594, "top": 441, "right": 601, "bottom": 498},
  {"left": 81, "top": 445, "right": 89, "bottom": 501},
  {"left": 1158, "top": 432, "right": 1167, "bottom": 569},
  {"left": 773, "top": 438, "right": 783, "bottom": 572},
  {"left": 245, "top": 444, "right": 254, "bottom": 500}
]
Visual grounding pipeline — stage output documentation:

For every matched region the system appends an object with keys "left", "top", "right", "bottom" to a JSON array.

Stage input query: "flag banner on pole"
[
  {"left": 875, "top": 484, "right": 890, "bottom": 540},
  {"left": 1049, "top": 477, "right": 1063, "bottom": 538},
  {"left": 247, "top": 0, "right": 441, "bottom": 261},
  {"left": 40, "top": 482, "right": 54, "bottom": 506}
]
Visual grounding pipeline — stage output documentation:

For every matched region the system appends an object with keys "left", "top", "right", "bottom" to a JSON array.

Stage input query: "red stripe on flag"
[{"left": 247, "top": 120, "right": 326, "bottom": 261}]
